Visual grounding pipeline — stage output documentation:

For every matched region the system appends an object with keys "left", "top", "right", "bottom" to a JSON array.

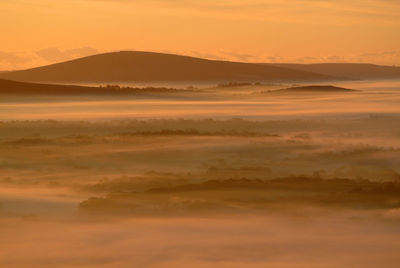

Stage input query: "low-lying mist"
[
  {"left": 1, "top": 213, "right": 400, "bottom": 268},
  {"left": 1, "top": 81, "right": 400, "bottom": 267}
]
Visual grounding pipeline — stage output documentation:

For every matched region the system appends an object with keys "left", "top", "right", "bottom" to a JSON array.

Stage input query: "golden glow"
[{"left": 1, "top": 0, "right": 400, "bottom": 69}]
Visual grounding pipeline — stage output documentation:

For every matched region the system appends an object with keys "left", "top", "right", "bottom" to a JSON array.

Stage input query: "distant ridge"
[
  {"left": 0, "top": 79, "right": 188, "bottom": 95},
  {"left": 0, "top": 79, "right": 356, "bottom": 95},
  {"left": 270, "top": 85, "right": 356, "bottom": 94},
  {"left": 0, "top": 51, "right": 337, "bottom": 83},
  {"left": 268, "top": 63, "right": 400, "bottom": 80},
  {"left": 0, "top": 79, "right": 90, "bottom": 94}
]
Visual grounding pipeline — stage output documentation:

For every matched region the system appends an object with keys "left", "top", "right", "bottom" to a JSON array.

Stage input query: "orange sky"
[{"left": 1, "top": 0, "right": 400, "bottom": 70}]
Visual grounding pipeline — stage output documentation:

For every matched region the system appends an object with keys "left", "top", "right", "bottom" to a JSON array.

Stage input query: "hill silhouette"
[
  {"left": 269, "top": 85, "right": 356, "bottom": 94},
  {"left": 0, "top": 79, "right": 87, "bottom": 94},
  {"left": 0, "top": 79, "right": 190, "bottom": 95},
  {"left": 0, "top": 51, "right": 336, "bottom": 83},
  {"left": 0, "top": 79, "right": 358, "bottom": 95},
  {"left": 268, "top": 63, "right": 400, "bottom": 80}
]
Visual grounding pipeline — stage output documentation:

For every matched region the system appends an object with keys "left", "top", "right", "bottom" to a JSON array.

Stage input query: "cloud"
[
  {"left": 0, "top": 51, "right": 32, "bottom": 70},
  {"left": 358, "top": 51, "right": 400, "bottom": 64},
  {"left": 0, "top": 47, "right": 99, "bottom": 70},
  {"left": 36, "top": 46, "right": 98, "bottom": 62},
  {"left": 180, "top": 50, "right": 400, "bottom": 65}
]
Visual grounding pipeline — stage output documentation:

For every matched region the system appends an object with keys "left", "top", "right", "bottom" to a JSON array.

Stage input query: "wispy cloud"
[
  {"left": 0, "top": 47, "right": 98, "bottom": 70},
  {"left": 36, "top": 47, "right": 98, "bottom": 62},
  {"left": 0, "top": 51, "right": 31, "bottom": 66}
]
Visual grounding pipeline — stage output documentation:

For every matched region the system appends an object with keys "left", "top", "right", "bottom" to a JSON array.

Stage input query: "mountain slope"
[
  {"left": 268, "top": 63, "right": 400, "bottom": 80},
  {"left": 0, "top": 51, "right": 337, "bottom": 83}
]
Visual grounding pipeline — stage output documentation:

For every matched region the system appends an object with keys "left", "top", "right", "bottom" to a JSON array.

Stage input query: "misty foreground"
[
  {"left": 1, "top": 116, "right": 400, "bottom": 267},
  {"left": 1, "top": 81, "right": 400, "bottom": 267}
]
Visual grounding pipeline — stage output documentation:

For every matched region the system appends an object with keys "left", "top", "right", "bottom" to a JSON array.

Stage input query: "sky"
[{"left": 1, "top": 0, "right": 400, "bottom": 70}]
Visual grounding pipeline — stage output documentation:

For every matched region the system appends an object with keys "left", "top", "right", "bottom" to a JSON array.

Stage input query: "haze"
[{"left": 1, "top": 1, "right": 400, "bottom": 268}]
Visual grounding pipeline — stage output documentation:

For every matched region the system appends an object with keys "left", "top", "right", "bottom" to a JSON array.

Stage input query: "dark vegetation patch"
[
  {"left": 262, "top": 85, "right": 357, "bottom": 94},
  {"left": 79, "top": 177, "right": 400, "bottom": 215}
]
